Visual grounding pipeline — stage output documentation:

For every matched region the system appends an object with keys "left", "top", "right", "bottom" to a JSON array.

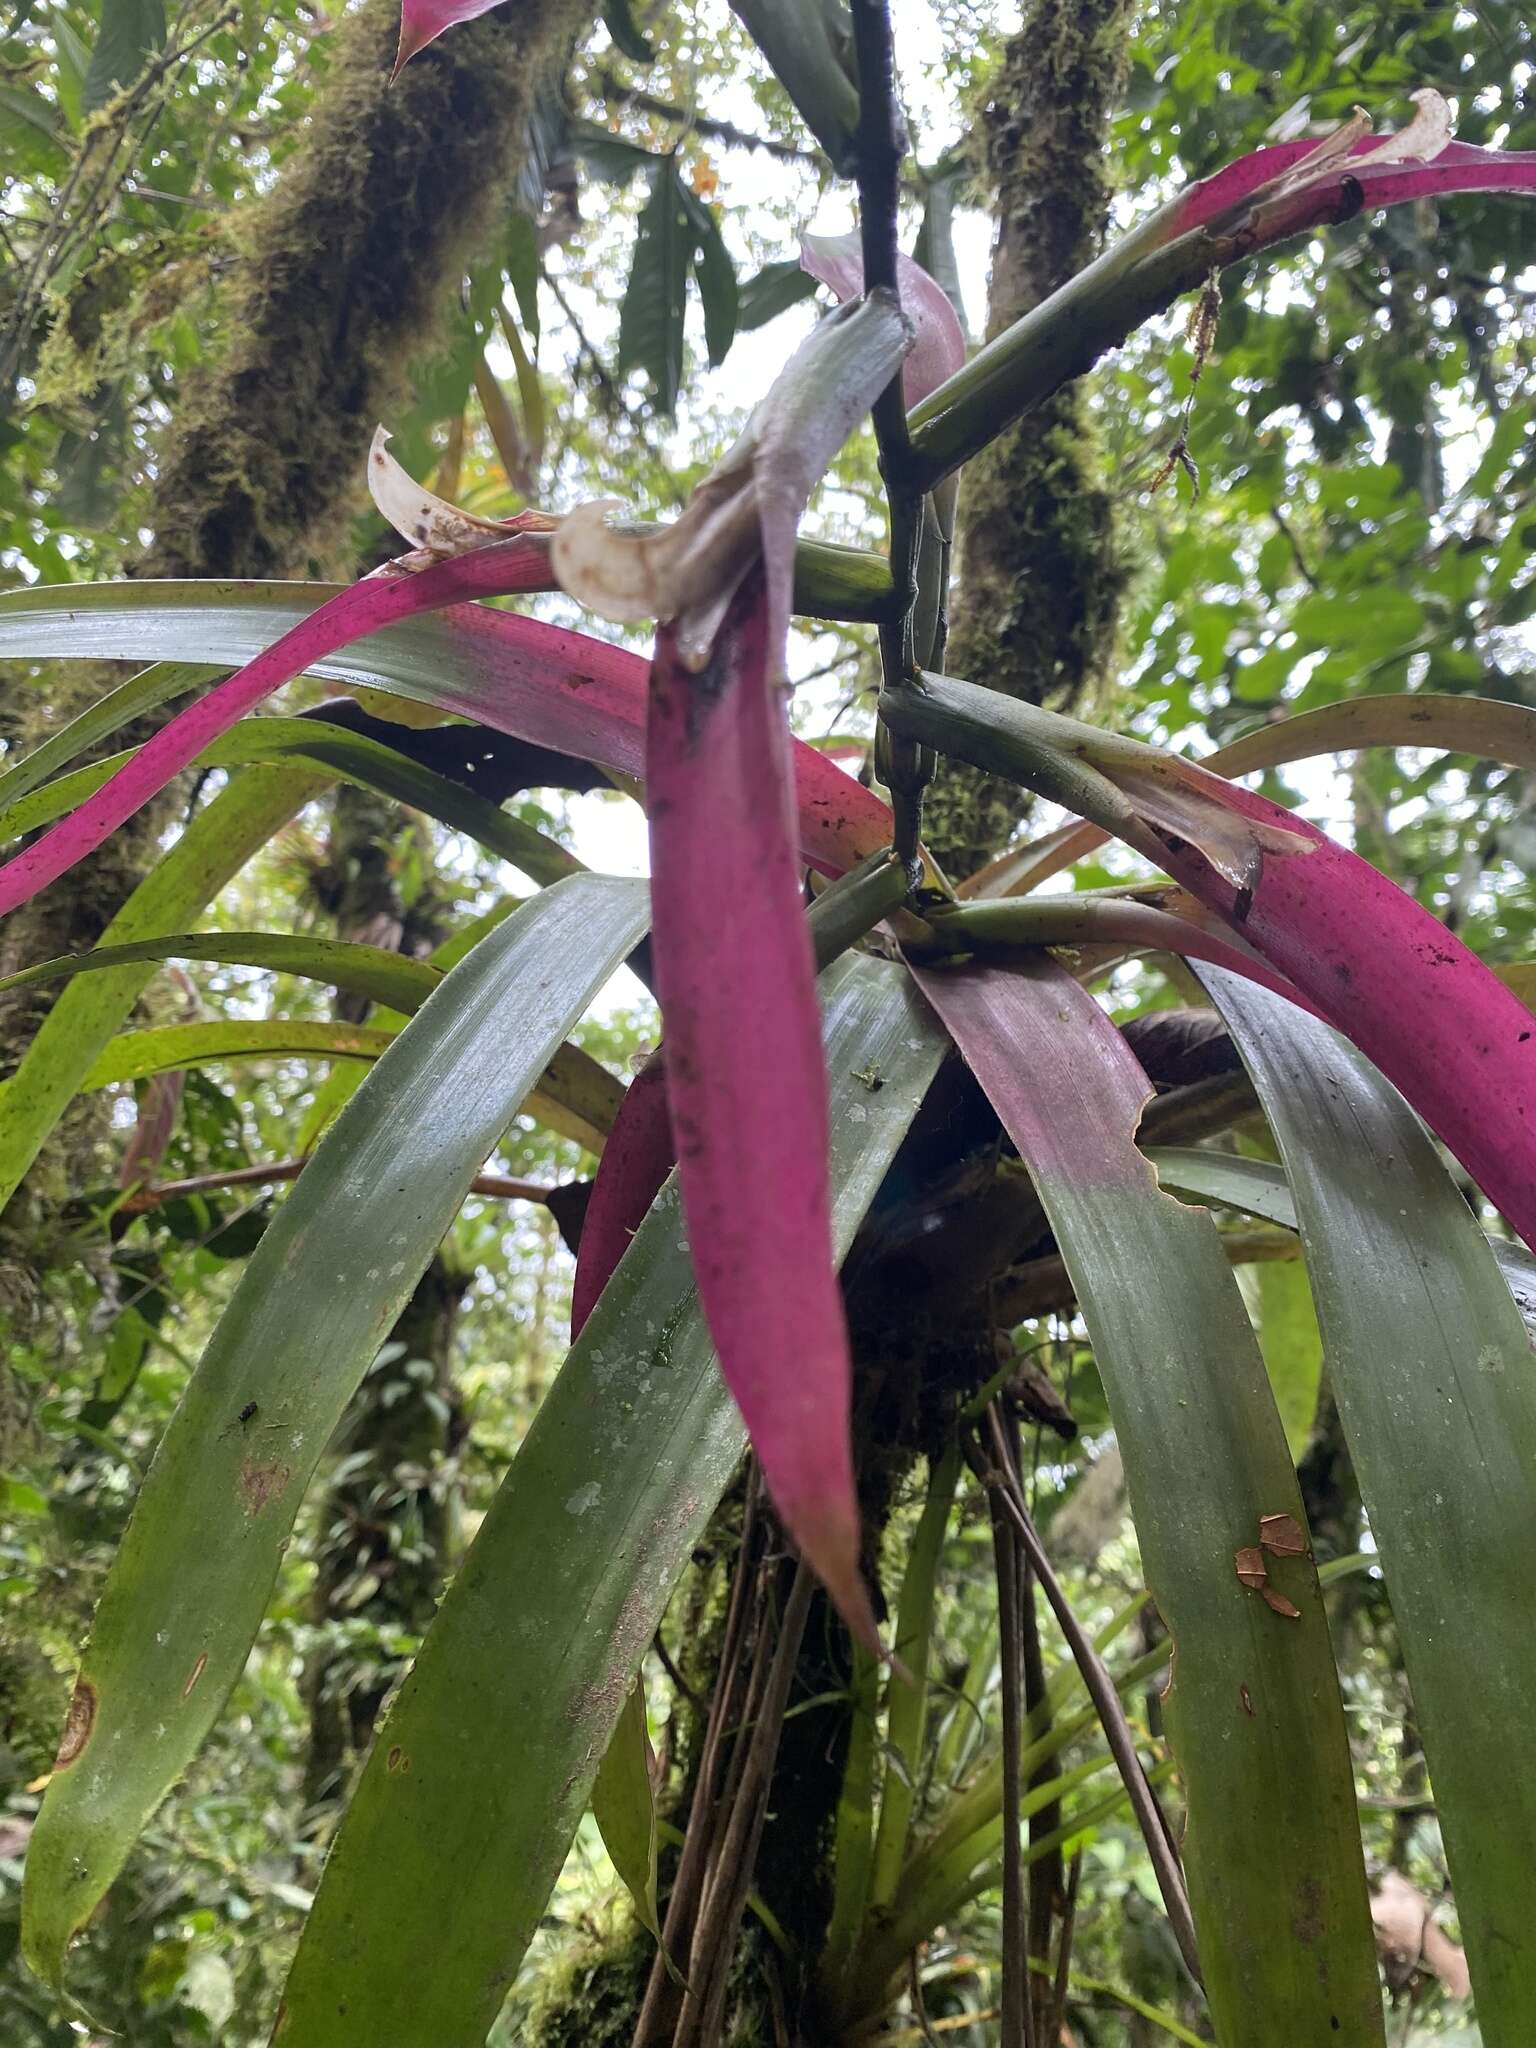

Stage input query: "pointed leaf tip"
[
  {"left": 392, "top": 0, "right": 506, "bottom": 74},
  {"left": 1168, "top": 86, "right": 1536, "bottom": 248},
  {"left": 646, "top": 586, "right": 872, "bottom": 1641}
]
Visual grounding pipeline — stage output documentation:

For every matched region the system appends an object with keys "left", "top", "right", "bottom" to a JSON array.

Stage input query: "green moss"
[
  {"left": 140, "top": 0, "right": 588, "bottom": 581},
  {"left": 519, "top": 1926, "right": 654, "bottom": 2048},
  {"left": 929, "top": 0, "right": 1136, "bottom": 879}
]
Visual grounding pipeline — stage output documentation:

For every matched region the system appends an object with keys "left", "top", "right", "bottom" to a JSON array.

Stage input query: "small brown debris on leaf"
[
  {"left": 239, "top": 1458, "right": 291, "bottom": 1516},
  {"left": 182, "top": 1652, "right": 208, "bottom": 1699},
  {"left": 1234, "top": 1545, "right": 1268, "bottom": 1589},
  {"left": 1259, "top": 1511, "right": 1308, "bottom": 1557},
  {"left": 1239, "top": 1683, "right": 1255, "bottom": 1717},
  {"left": 1260, "top": 1586, "right": 1301, "bottom": 1620},
  {"left": 53, "top": 1678, "right": 97, "bottom": 1770}
]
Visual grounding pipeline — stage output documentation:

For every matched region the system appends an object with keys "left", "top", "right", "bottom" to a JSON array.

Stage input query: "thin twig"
[
  {"left": 970, "top": 1415, "right": 1203, "bottom": 1988},
  {"left": 634, "top": 1473, "right": 762, "bottom": 2046},
  {"left": 1050, "top": 1850, "right": 1083, "bottom": 2044},
  {"left": 849, "top": 0, "right": 930, "bottom": 874},
  {"left": 651, "top": 1627, "right": 703, "bottom": 1712},
  {"left": 986, "top": 1409, "right": 1036, "bottom": 2048},
  {"left": 672, "top": 1563, "right": 816, "bottom": 2048},
  {"left": 117, "top": 1157, "right": 555, "bottom": 1211},
  {"left": 1000, "top": 1413, "right": 1059, "bottom": 2033},
  {"left": 594, "top": 77, "right": 816, "bottom": 162},
  {"left": 545, "top": 270, "right": 628, "bottom": 416}
]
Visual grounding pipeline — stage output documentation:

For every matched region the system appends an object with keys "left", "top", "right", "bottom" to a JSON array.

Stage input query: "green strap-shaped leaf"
[
  {"left": 74, "top": 1019, "right": 398, "bottom": 1088},
  {"left": 913, "top": 957, "right": 1383, "bottom": 2046},
  {"left": 0, "top": 766, "right": 331, "bottom": 1215},
  {"left": 272, "top": 953, "right": 951, "bottom": 2048},
  {"left": 1208, "top": 690, "right": 1536, "bottom": 780},
  {"left": 1148, "top": 1146, "right": 1536, "bottom": 1344},
  {"left": 22, "top": 875, "right": 650, "bottom": 1989},
  {"left": 2, "top": 715, "right": 581, "bottom": 889},
  {"left": 1195, "top": 966, "right": 1536, "bottom": 2042},
  {"left": 22, "top": 1012, "right": 622, "bottom": 1157},
  {"left": 0, "top": 931, "right": 442, "bottom": 1016},
  {"left": 1241, "top": 1255, "right": 1324, "bottom": 1462},
  {"left": 0, "top": 661, "right": 219, "bottom": 812},
  {"left": 867, "top": 1442, "right": 961, "bottom": 1909},
  {"left": 592, "top": 1680, "right": 662, "bottom": 1945}
]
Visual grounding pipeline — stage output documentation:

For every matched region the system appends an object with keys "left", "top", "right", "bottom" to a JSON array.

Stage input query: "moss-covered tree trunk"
[
  {"left": 0, "top": 0, "right": 591, "bottom": 1317},
  {"left": 0, "top": 0, "right": 590, "bottom": 1837},
  {"left": 924, "top": 0, "right": 1136, "bottom": 879}
]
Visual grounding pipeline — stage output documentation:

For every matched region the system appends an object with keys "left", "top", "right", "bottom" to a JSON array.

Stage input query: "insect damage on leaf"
[
  {"left": 1234, "top": 1546, "right": 1268, "bottom": 1590},
  {"left": 52, "top": 1680, "right": 97, "bottom": 1771}
]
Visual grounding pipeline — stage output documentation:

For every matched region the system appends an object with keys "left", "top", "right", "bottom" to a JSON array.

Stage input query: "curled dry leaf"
[
  {"left": 1371, "top": 1869, "right": 1472, "bottom": 1998},
  {"left": 551, "top": 292, "right": 913, "bottom": 672},
  {"left": 799, "top": 231, "right": 966, "bottom": 408},
  {"left": 367, "top": 427, "right": 558, "bottom": 571},
  {"left": 1163, "top": 86, "right": 1536, "bottom": 253}
]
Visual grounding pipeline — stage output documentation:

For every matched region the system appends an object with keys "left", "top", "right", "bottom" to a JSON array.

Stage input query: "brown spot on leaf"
[
  {"left": 1292, "top": 1875, "right": 1325, "bottom": 1946},
  {"left": 1239, "top": 1683, "right": 1255, "bottom": 1717},
  {"left": 54, "top": 1678, "right": 97, "bottom": 1770},
  {"left": 1260, "top": 1586, "right": 1301, "bottom": 1620},
  {"left": 1259, "top": 1512, "right": 1308, "bottom": 1558},
  {"left": 240, "top": 1458, "right": 291, "bottom": 1515},
  {"left": 1234, "top": 1545, "right": 1268, "bottom": 1589},
  {"left": 183, "top": 1652, "right": 208, "bottom": 1698},
  {"left": 386, "top": 1746, "right": 411, "bottom": 1774}
]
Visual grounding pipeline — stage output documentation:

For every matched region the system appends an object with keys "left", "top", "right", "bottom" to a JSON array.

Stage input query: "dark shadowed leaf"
[
  {"left": 912, "top": 954, "right": 1383, "bottom": 2046},
  {"left": 271, "top": 952, "right": 950, "bottom": 2047},
  {"left": 21, "top": 876, "right": 650, "bottom": 1990},
  {"left": 618, "top": 158, "right": 692, "bottom": 414}
]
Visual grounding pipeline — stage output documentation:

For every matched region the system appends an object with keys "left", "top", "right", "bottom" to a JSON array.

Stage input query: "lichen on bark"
[{"left": 925, "top": 0, "right": 1137, "bottom": 879}]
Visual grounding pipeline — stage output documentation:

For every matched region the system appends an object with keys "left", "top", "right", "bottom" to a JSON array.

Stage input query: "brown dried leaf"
[
  {"left": 1234, "top": 1545, "right": 1268, "bottom": 1589},
  {"left": 1259, "top": 1586, "right": 1301, "bottom": 1620},
  {"left": 1259, "top": 1512, "right": 1309, "bottom": 1558}
]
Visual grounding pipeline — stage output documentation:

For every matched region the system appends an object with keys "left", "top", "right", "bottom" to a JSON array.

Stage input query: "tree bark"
[
  {"left": 924, "top": 0, "right": 1136, "bottom": 878},
  {"left": 0, "top": 0, "right": 592, "bottom": 1314}
]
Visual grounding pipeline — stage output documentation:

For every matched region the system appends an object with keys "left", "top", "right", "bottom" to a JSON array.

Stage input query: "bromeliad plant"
[{"left": 6, "top": 2, "right": 1536, "bottom": 2042}]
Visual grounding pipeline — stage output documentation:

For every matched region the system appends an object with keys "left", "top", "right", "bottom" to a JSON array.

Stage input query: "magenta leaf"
[
  {"left": 570, "top": 1051, "right": 674, "bottom": 1339},
  {"left": 799, "top": 231, "right": 965, "bottom": 408},
  {"left": 1162, "top": 88, "right": 1536, "bottom": 252},
  {"left": 647, "top": 576, "right": 876, "bottom": 1648},
  {"left": 393, "top": 0, "right": 504, "bottom": 74},
  {"left": 0, "top": 575, "right": 896, "bottom": 922},
  {"left": 0, "top": 538, "right": 550, "bottom": 922},
  {"left": 889, "top": 672, "right": 1536, "bottom": 1252},
  {"left": 1129, "top": 771, "right": 1536, "bottom": 1257}
]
